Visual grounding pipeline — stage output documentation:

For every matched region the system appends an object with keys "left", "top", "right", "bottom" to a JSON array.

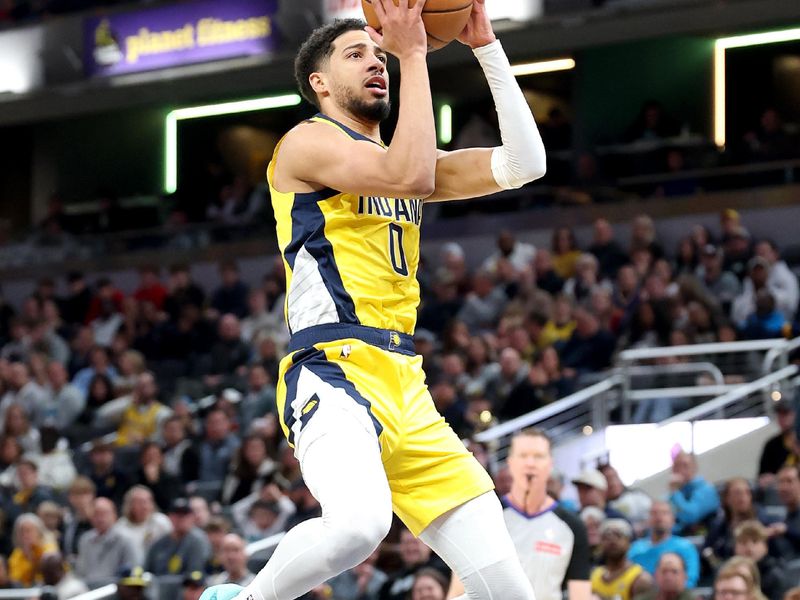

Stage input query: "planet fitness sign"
[{"left": 84, "top": 0, "right": 278, "bottom": 77}]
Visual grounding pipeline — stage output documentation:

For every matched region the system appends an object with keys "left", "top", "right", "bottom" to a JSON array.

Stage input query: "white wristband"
[{"left": 473, "top": 40, "right": 546, "bottom": 189}]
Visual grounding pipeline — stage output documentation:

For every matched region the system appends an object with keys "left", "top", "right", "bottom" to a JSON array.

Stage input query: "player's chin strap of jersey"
[{"left": 474, "top": 39, "right": 547, "bottom": 190}]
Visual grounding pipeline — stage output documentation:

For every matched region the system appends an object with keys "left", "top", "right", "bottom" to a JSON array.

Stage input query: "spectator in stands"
[
  {"left": 240, "top": 289, "right": 274, "bottom": 345},
  {"left": 378, "top": 528, "right": 449, "bottom": 600},
  {"left": 573, "top": 468, "right": 629, "bottom": 522},
  {"left": 482, "top": 347, "right": 542, "bottom": 420},
  {"left": 323, "top": 551, "right": 388, "bottom": 600},
  {"left": 633, "top": 553, "right": 692, "bottom": 600},
  {"left": 560, "top": 305, "right": 616, "bottom": 375},
  {"left": 630, "top": 215, "right": 664, "bottom": 260},
  {"left": 628, "top": 501, "right": 700, "bottom": 588},
  {"left": 115, "top": 372, "right": 171, "bottom": 447},
  {"left": 76, "top": 497, "right": 138, "bottom": 586},
  {"left": 132, "top": 442, "right": 182, "bottom": 512},
  {"left": 162, "top": 415, "right": 198, "bottom": 483},
  {"left": 189, "top": 496, "right": 213, "bottom": 530},
  {"left": 625, "top": 100, "right": 681, "bottom": 143},
  {"left": 204, "top": 516, "right": 231, "bottom": 576},
  {"left": 552, "top": 227, "right": 582, "bottom": 280},
  {"left": 411, "top": 568, "right": 449, "bottom": 600},
  {"left": 71, "top": 346, "right": 118, "bottom": 399},
  {"left": 116, "top": 566, "right": 150, "bottom": 600},
  {"left": 132, "top": 265, "right": 167, "bottom": 312},
  {"left": 36, "top": 501, "right": 63, "bottom": 546},
  {"left": 84, "top": 440, "right": 130, "bottom": 506},
  {"left": 61, "top": 476, "right": 95, "bottom": 562},
  {"left": 116, "top": 485, "right": 172, "bottom": 566},
  {"left": 668, "top": 451, "right": 720, "bottom": 534},
  {"left": 3, "top": 403, "right": 41, "bottom": 453},
  {"left": 6, "top": 457, "right": 54, "bottom": 521},
  {"left": 183, "top": 570, "right": 207, "bottom": 600},
  {"left": 86, "top": 279, "right": 125, "bottom": 346},
  {"left": 0, "top": 361, "right": 48, "bottom": 425},
  {"left": 211, "top": 260, "right": 249, "bottom": 319},
  {"left": 231, "top": 480, "right": 296, "bottom": 543},
  {"left": 742, "top": 108, "right": 796, "bottom": 161},
  {"left": 533, "top": 249, "right": 565, "bottom": 296},
  {"left": 759, "top": 399, "right": 799, "bottom": 488},
  {"left": 591, "top": 519, "right": 653, "bottom": 600},
  {"left": 724, "top": 227, "right": 754, "bottom": 282},
  {"left": 579, "top": 506, "right": 605, "bottom": 567},
  {"left": 238, "top": 366, "right": 276, "bottom": 432},
  {"left": 222, "top": 434, "right": 275, "bottom": 505},
  {"left": 164, "top": 264, "right": 206, "bottom": 321},
  {"left": 482, "top": 230, "right": 537, "bottom": 276},
  {"left": 62, "top": 272, "right": 92, "bottom": 327},
  {"left": 195, "top": 408, "right": 240, "bottom": 486},
  {"left": 775, "top": 465, "right": 800, "bottom": 558},
  {"left": 600, "top": 463, "right": 652, "bottom": 536},
  {"left": 457, "top": 270, "right": 507, "bottom": 334},
  {"left": 589, "top": 219, "right": 628, "bottom": 281},
  {"left": 145, "top": 497, "right": 210, "bottom": 577},
  {"left": 714, "top": 561, "right": 762, "bottom": 600},
  {"left": 8, "top": 513, "right": 58, "bottom": 587},
  {"left": 696, "top": 245, "right": 741, "bottom": 315},
  {"left": 76, "top": 372, "right": 114, "bottom": 427},
  {"left": 564, "top": 254, "right": 604, "bottom": 303},
  {"left": 734, "top": 521, "right": 786, "bottom": 600},
  {"left": 40, "top": 361, "right": 84, "bottom": 431},
  {"left": 705, "top": 478, "right": 779, "bottom": 564},
  {"left": 205, "top": 314, "right": 251, "bottom": 391},
  {"left": 207, "top": 533, "right": 254, "bottom": 587},
  {"left": 40, "top": 551, "right": 89, "bottom": 600},
  {"left": 753, "top": 240, "right": 799, "bottom": 321},
  {"left": 36, "top": 426, "right": 77, "bottom": 492},
  {"left": 739, "top": 290, "right": 786, "bottom": 340},
  {"left": 539, "top": 295, "right": 575, "bottom": 349}
]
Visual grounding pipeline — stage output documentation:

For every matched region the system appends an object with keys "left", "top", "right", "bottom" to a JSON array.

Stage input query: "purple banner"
[{"left": 84, "top": 0, "right": 278, "bottom": 77}]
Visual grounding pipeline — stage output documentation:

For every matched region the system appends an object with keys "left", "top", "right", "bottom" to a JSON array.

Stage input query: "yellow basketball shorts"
[{"left": 276, "top": 324, "right": 494, "bottom": 536}]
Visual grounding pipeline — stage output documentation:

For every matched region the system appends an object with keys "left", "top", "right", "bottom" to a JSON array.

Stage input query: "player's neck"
[
  {"left": 321, "top": 106, "right": 381, "bottom": 143},
  {"left": 509, "top": 485, "right": 553, "bottom": 515}
]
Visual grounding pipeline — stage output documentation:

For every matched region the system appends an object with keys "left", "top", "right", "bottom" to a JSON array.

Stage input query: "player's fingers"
[
  {"left": 413, "top": 0, "right": 427, "bottom": 14},
  {"left": 365, "top": 25, "right": 384, "bottom": 45},
  {"left": 372, "top": 0, "right": 387, "bottom": 20}
]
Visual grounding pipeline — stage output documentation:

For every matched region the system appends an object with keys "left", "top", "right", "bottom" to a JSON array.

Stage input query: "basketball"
[{"left": 361, "top": 0, "right": 474, "bottom": 51}]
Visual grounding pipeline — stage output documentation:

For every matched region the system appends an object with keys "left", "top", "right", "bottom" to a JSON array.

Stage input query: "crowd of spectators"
[
  {"left": 0, "top": 207, "right": 797, "bottom": 598},
  {"left": 0, "top": 0, "right": 159, "bottom": 24}
]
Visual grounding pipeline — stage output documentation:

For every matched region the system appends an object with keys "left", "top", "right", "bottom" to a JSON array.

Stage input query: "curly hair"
[{"left": 294, "top": 19, "right": 367, "bottom": 108}]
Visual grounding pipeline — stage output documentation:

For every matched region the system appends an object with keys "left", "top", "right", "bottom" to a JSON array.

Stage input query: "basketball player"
[{"left": 202, "top": 1, "right": 546, "bottom": 599}]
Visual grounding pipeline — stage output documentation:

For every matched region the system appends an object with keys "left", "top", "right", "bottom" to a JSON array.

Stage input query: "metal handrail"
[
  {"left": 246, "top": 531, "right": 286, "bottom": 556},
  {"left": 0, "top": 590, "right": 42, "bottom": 599},
  {"left": 69, "top": 584, "right": 117, "bottom": 600},
  {"left": 474, "top": 375, "right": 622, "bottom": 443},
  {"left": 762, "top": 336, "right": 800, "bottom": 375},
  {"left": 621, "top": 362, "right": 724, "bottom": 385},
  {"left": 627, "top": 385, "right": 736, "bottom": 401},
  {"left": 618, "top": 338, "right": 786, "bottom": 362},
  {"left": 660, "top": 365, "right": 798, "bottom": 426}
]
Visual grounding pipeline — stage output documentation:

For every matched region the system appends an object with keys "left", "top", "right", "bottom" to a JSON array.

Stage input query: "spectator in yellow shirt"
[{"left": 8, "top": 513, "right": 58, "bottom": 586}]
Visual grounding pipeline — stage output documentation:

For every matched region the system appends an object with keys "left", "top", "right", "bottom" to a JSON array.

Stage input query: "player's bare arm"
[
  {"left": 273, "top": 0, "right": 438, "bottom": 199},
  {"left": 427, "top": 0, "right": 547, "bottom": 202}
]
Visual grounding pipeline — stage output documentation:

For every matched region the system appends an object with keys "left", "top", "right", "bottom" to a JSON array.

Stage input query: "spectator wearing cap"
[
  {"left": 40, "top": 551, "right": 89, "bottom": 600},
  {"left": 183, "top": 570, "right": 208, "bottom": 600},
  {"left": 573, "top": 469, "right": 629, "bottom": 522},
  {"left": 628, "top": 501, "right": 700, "bottom": 588},
  {"left": 591, "top": 519, "right": 653, "bottom": 600},
  {"left": 696, "top": 244, "right": 740, "bottom": 314},
  {"left": 75, "top": 497, "right": 138, "bottom": 587},
  {"left": 145, "top": 498, "right": 210, "bottom": 577},
  {"left": 759, "top": 399, "right": 799, "bottom": 489},
  {"left": 734, "top": 521, "right": 786, "bottom": 600},
  {"left": 633, "top": 553, "right": 693, "bottom": 600},
  {"left": 775, "top": 465, "right": 800, "bottom": 559},
  {"left": 600, "top": 464, "right": 652, "bottom": 536},
  {"left": 668, "top": 451, "right": 720, "bottom": 535},
  {"left": 207, "top": 533, "right": 254, "bottom": 587},
  {"left": 116, "top": 566, "right": 150, "bottom": 600}
]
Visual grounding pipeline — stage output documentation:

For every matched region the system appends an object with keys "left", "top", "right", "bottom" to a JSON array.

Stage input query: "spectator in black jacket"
[{"left": 758, "top": 399, "right": 798, "bottom": 490}]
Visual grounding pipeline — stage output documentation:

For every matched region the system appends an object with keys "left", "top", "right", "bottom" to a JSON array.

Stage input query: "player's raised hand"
[
  {"left": 366, "top": 0, "right": 428, "bottom": 59},
  {"left": 456, "top": 0, "right": 496, "bottom": 49}
]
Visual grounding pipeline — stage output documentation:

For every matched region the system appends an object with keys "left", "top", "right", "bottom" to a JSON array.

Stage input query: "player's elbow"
[{"left": 405, "top": 174, "right": 436, "bottom": 198}]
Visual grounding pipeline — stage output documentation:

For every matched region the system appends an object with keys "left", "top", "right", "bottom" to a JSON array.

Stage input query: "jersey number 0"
[{"left": 388, "top": 223, "right": 409, "bottom": 276}]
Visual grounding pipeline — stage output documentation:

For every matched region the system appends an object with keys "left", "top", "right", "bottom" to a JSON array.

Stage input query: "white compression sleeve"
[{"left": 473, "top": 40, "right": 547, "bottom": 190}]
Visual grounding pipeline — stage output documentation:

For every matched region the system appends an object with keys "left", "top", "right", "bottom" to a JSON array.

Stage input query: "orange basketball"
[{"left": 361, "top": 0, "right": 474, "bottom": 51}]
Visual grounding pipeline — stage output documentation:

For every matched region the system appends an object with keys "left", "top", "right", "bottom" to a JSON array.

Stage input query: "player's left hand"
[{"left": 457, "top": 0, "right": 496, "bottom": 49}]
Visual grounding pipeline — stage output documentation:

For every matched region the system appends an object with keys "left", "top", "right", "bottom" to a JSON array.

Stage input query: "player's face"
[
  {"left": 327, "top": 30, "right": 391, "bottom": 123},
  {"left": 507, "top": 435, "right": 552, "bottom": 489}
]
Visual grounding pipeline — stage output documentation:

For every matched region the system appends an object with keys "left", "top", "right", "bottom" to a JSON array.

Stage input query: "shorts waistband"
[{"left": 288, "top": 324, "right": 415, "bottom": 356}]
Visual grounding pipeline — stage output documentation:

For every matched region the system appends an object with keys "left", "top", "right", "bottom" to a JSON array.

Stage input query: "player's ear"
[{"left": 309, "top": 72, "right": 328, "bottom": 96}]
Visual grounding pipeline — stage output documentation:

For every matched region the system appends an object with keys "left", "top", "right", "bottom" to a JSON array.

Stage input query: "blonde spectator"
[
  {"left": 8, "top": 513, "right": 58, "bottom": 586},
  {"left": 716, "top": 559, "right": 764, "bottom": 600},
  {"left": 116, "top": 485, "right": 173, "bottom": 565}
]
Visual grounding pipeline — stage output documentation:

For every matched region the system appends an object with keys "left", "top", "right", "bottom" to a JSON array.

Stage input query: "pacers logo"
[{"left": 389, "top": 331, "right": 401, "bottom": 350}]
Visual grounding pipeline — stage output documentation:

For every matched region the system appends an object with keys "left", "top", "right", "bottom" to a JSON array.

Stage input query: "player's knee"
[{"left": 325, "top": 506, "right": 391, "bottom": 572}]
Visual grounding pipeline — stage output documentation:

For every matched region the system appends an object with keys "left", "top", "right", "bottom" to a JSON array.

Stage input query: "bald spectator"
[
  {"left": 76, "top": 497, "right": 138, "bottom": 586},
  {"left": 668, "top": 452, "right": 720, "bottom": 534},
  {"left": 207, "top": 534, "right": 254, "bottom": 587},
  {"left": 633, "top": 553, "right": 693, "bottom": 600},
  {"left": 572, "top": 469, "right": 629, "bottom": 522},
  {"left": 589, "top": 219, "right": 628, "bottom": 280},
  {"left": 628, "top": 501, "right": 700, "bottom": 588}
]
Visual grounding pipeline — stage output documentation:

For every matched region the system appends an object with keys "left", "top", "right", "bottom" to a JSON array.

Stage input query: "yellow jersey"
[
  {"left": 591, "top": 563, "right": 645, "bottom": 600},
  {"left": 270, "top": 114, "right": 423, "bottom": 336}
]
